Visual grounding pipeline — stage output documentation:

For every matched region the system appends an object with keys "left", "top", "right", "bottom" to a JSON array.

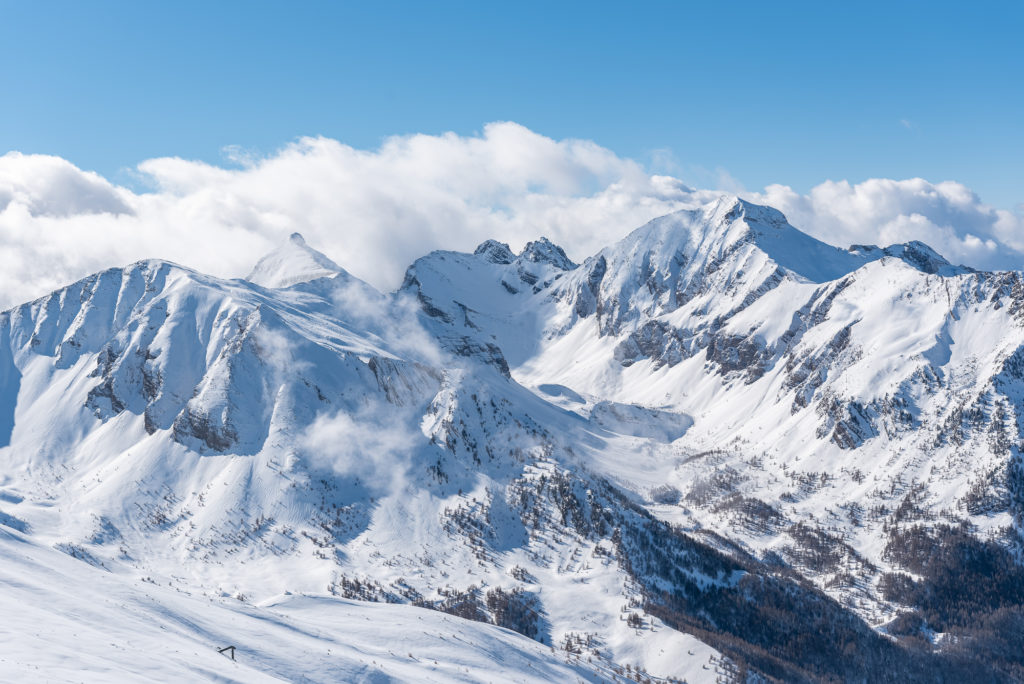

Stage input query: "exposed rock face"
[
  {"left": 613, "top": 320, "right": 690, "bottom": 368},
  {"left": 518, "top": 237, "right": 576, "bottom": 271},
  {"left": 15, "top": 256, "right": 440, "bottom": 457},
  {"left": 473, "top": 239, "right": 515, "bottom": 265},
  {"left": 6, "top": 200, "right": 1024, "bottom": 682}
]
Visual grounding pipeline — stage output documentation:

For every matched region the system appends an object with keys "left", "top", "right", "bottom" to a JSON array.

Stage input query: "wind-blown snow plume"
[
  {"left": 327, "top": 278, "right": 446, "bottom": 368},
  {"left": 0, "top": 123, "right": 1021, "bottom": 308},
  {"left": 299, "top": 402, "right": 421, "bottom": 496},
  {"left": 5, "top": 190, "right": 1024, "bottom": 681}
]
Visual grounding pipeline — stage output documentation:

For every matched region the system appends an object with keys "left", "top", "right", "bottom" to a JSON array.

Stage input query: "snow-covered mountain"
[{"left": 2, "top": 197, "right": 1023, "bottom": 682}]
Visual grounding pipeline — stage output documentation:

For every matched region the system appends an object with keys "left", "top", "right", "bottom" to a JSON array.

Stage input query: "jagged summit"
[
  {"left": 620, "top": 195, "right": 872, "bottom": 285},
  {"left": 5, "top": 191, "right": 1024, "bottom": 682},
  {"left": 848, "top": 240, "right": 965, "bottom": 275},
  {"left": 599, "top": 194, "right": 964, "bottom": 290},
  {"left": 710, "top": 196, "right": 969, "bottom": 277},
  {"left": 246, "top": 231, "right": 344, "bottom": 288},
  {"left": 472, "top": 237, "right": 576, "bottom": 270},
  {"left": 474, "top": 239, "right": 515, "bottom": 264},
  {"left": 519, "top": 237, "right": 576, "bottom": 270}
]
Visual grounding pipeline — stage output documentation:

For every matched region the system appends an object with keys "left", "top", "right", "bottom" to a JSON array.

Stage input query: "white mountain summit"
[
  {"left": 1, "top": 195, "right": 1022, "bottom": 682},
  {"left": 246, "top": 231, "right": 345, "bottom": 288}
]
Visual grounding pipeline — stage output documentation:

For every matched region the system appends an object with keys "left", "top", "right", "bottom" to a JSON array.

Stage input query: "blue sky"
[{"left": 0, "top": 0, "right": 1021, "bottom": 209}]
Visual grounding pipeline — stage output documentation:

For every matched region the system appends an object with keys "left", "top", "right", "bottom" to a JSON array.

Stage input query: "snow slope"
[
  {"left": 0, "top": 237, "right": 727, "bottom": 682},
  {"left": 0, "top": 526, "right": 603, "bottom": 683},
  {"left": 3, "top": 196, "right": 1023, "bottom": 681},
  {"left": 406, "top": 194, "right": 1024, "bottom": 632},
  {"left": 246, "top": 232, "right": 344, "bottom": 289}
]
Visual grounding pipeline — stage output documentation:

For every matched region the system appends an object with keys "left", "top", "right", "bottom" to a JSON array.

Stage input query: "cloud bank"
[
  {"left": 752, "top": 179, "right": 1024, "bottom": 272},
  {"left": 0, "top": 122, "right": 1021, "bottom": 308}
]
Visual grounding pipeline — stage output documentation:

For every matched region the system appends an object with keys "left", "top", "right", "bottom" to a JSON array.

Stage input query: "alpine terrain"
[{"left": 3, "top": 195, "right": 1024, "bottom": 682}]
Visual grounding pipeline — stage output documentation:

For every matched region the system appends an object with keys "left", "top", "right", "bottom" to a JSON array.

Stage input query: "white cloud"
[
  {"left": 0, "top": 123, "right": 700, "bottom": 307},
  {"left": 751, "top": 178, "right": 1024, "bottom": 271},
  {"left": 0, "top": 123, "right": 1021, "bottom": 309},
  {"left": 300, "top": 403, "right": 421, "bottom": 496},
  {"left": 0, "top": 152, "right": 132, "bottom": 217}
]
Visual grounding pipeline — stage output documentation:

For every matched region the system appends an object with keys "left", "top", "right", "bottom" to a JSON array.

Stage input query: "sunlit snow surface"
[
  {"left": 0, "top": 528, "right": 604, "bottom": 683},
  {"left": 0, "top": 194, "right": 1019, "bottom": 681}
]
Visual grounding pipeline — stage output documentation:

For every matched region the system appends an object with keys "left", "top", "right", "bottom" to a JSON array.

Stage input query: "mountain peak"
[
  {"left": 607, "top": 196, "right": 864, "bottom": 287},
  {"left": 713, "top": 194, "right": 785, "bottom": 224},
  {"left": 665, "top": 195, "right": 964, "bottom": 282},
  {"left": 848, "top": 240, "right": 965, "bottom": 275},
  {"left": 519, "top": 237, "right": 576, "bottom": 270},
  {"left": 246, "top": 232, "right": 344, "bottom": 289},
  {"left": 473, "top": 239, "right": 515, "bottom": 264}
]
